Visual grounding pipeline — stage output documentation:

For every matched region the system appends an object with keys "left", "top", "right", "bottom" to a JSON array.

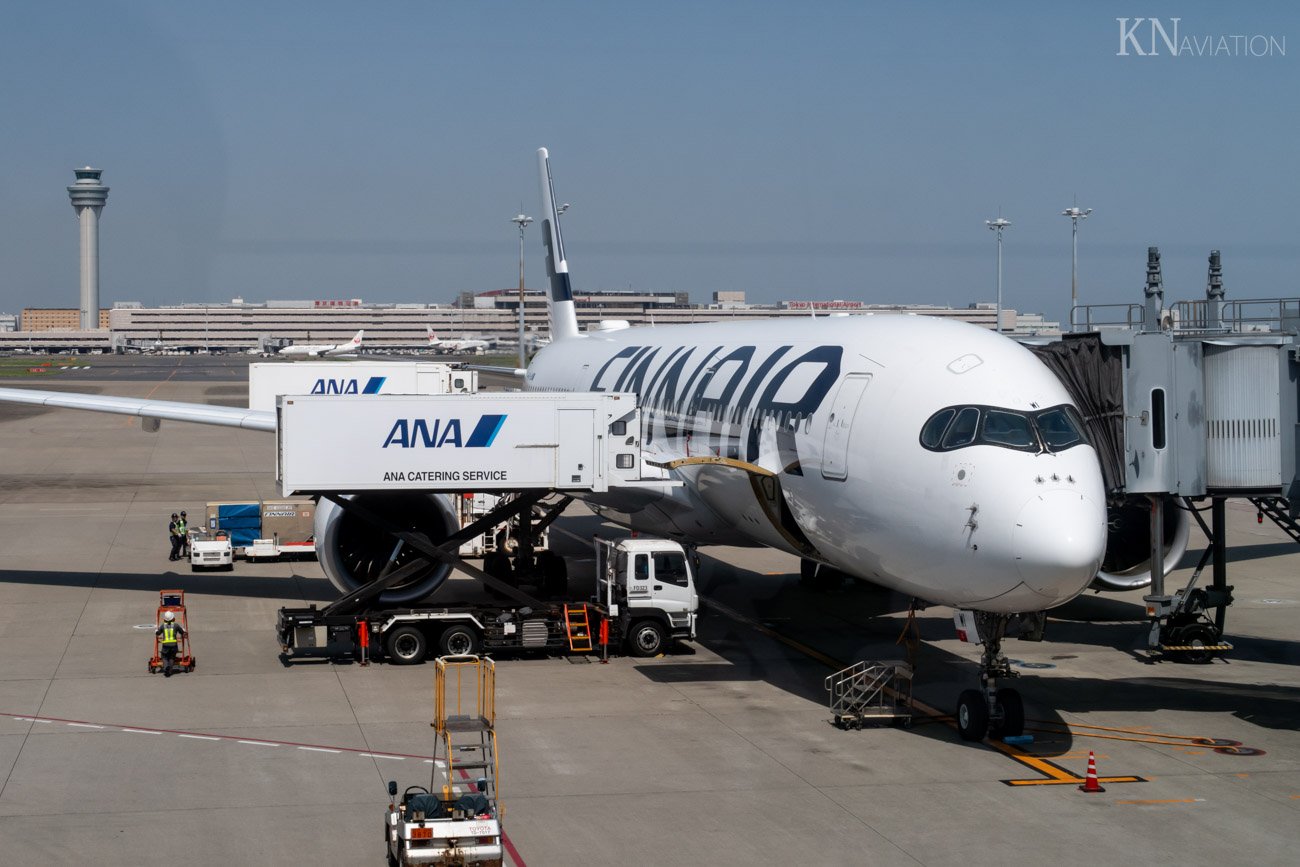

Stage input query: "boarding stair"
[
  {"left": 824, "top": 660, "right": 913, "bottom": 729},
  {"left": 1248, "top": 497, "right": 1300, "bottom": 545}
]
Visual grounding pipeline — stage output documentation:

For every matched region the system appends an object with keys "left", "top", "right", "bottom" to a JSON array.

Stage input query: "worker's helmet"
[
  {"left": 180, "top": 511, "right": 187, "bottom": 517},
  {"left": 163, "top": 611, "right": 175, "bottom": 622},
  {"left": 171, "top": 513, "right": 179, "bottom": 519}
]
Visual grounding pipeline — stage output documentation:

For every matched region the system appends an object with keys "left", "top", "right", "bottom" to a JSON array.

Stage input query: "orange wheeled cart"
[{"left": 148, "top": 590, "right": 196, "bottom": 674}]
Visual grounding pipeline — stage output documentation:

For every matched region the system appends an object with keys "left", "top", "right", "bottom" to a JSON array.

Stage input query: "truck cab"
[{"left": 596, "top": 537, "right": 699, "bottom": 657}]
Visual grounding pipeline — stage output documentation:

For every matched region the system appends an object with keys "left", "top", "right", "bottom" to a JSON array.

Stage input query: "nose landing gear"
[{"left": 955, "top": 612, "right": 1025, "bottom": 742}]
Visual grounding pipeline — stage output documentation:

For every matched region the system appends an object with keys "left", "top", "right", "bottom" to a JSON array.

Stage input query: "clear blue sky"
[{"left": 1, "top": 1, "right": 1295, "bottom": 325}]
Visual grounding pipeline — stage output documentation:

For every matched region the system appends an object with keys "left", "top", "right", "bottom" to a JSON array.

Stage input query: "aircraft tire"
[
  {"left": 956, "top": 689, "right": 988, "bottom": 742},
  {"left": 993, "top": 687, "right": 1024, "bottom": 737}
]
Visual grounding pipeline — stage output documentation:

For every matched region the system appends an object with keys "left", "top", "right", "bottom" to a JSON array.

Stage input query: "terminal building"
[{"left": 0, "top": 291, "right": 1058, "bottom": 354}]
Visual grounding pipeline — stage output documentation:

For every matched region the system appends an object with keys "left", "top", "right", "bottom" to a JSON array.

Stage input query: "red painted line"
[
  {"left": 0, "top": 710, "right": 434, "bottom": 761},
  {"left": 454, "top": 766, "right": 526, "bottom": 867}
]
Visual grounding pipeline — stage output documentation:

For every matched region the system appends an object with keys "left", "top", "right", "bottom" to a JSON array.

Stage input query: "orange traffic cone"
[{"left": 1078, "top": 750, "right": 1106, "bottom": 793}]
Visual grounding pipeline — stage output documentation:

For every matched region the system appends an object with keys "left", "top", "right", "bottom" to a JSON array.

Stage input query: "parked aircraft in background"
[
  {"left": 427, "top": 328, "right": 490, "bottom": 354},
  {"left": 279, "top": 330, "right": 364, "bottom": 358}
]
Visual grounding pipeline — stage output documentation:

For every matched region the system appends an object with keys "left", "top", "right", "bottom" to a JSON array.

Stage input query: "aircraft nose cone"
[{"left": 1014, "top": 490, "right": 1106, "bottom": 604}]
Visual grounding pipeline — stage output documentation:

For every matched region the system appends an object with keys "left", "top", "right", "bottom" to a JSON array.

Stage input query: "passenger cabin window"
[
  {"left": 652, "top": 552, "right": 689, "bottom": 587},
  {"left": 919, "top": 403, "right": 1088, "bottom": 454}
]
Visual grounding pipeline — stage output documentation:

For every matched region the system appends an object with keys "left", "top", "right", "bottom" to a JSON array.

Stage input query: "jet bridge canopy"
[{"left": 1030, "top": 306, "right": 1300, "bottom": 501}]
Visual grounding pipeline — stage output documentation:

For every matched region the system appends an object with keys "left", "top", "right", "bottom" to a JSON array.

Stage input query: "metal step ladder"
[
  {"left": 432, "top": 655, "right": 501, "bottom": 809},
  {"left": 564, "top": 603, "right": 593, "bottom": 652},
  {"left": 824, "top": 660, "right": 913, "bottom": 729},
  {"left": 1248, "top": 497, "right": 1300, "bottom": 545}
]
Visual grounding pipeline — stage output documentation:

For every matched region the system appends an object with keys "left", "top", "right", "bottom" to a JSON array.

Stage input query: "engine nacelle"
[
  {"left": 1090, "top": 495, "right": 1192, "bottom": 592},
  {"left": 315, "top": 493, "right": 459, "bottom": 605}
]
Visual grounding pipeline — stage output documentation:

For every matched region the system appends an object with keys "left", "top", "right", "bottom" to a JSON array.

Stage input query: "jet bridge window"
[{"left": 919, "top": 403, "right": 1088, "bottom": 454}]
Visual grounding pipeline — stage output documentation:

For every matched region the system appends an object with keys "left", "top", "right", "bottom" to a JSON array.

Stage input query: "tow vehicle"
[{"left": 385, "top": 655, "right": 503, "bottom": 866}]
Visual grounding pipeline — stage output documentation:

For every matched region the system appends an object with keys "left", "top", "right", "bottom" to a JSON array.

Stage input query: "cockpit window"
[
  {"left": 942, "top": 407, "right": 980, "bottom": 448},
  {"left": 919, "top": 404, "right": 1088, "bottom": 454},
  {"left": 1036, "top": 406, "right": 1085, "bottom": 450},
  {"left": 920, "top": 408, "right": 956, "bottom": 449},
  {"left": 981, "top": 410, "right": 1036, "bottom": 450}
]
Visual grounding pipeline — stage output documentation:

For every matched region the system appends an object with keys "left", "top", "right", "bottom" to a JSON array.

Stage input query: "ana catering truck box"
[
  {"left": 248, "top": 361, "right": 476, "bottom": 412},
  {"left": 276, "top": 392, "right": 645, "bottom": 495}
]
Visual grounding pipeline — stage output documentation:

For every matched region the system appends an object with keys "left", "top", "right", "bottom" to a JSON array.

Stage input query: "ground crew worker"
[
  {"left": 155, "top": 610, "right": 186, "bottom": 677},
  {"left": 168, "top": 513, "right": 183, "bottom": 561},
  {"left": 178, "top": 511, "right": 189, "bottom": 558}
]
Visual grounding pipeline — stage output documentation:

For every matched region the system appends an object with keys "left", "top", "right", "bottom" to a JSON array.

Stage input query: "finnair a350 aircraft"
[
  {"left": 0, "top": 149, "right": 1164, "bottom": 742},
  {"left": 279, "top": 329, "right": 364, "bottom": 358}
]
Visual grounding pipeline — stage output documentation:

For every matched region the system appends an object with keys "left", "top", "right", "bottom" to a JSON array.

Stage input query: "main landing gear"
[{"left": 955, "top": 612, "right": 1024, "bottom": 742}]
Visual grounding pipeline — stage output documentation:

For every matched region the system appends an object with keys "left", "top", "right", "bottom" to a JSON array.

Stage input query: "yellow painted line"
[
  {"left": 1115, "top": 798, "right": 1205, "bottom": 805},
  {"left": 702, "top": 595, "right": 1141, "bottom": 787},
  {"left": 1006, "top": 776, "right": 1144, "bottom": 787}
]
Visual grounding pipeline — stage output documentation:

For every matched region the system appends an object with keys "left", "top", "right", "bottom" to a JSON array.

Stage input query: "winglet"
[{"left": 538, "top": 148, "right": 580, "bottom": 342}]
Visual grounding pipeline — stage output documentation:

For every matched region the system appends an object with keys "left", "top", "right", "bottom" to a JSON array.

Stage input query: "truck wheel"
[
  {"left": 385, "top": 625, "right": 428, "bottom": 665},
  {"left": 627, "top": 620, "right": 667, "bottom": 657},
  {"left": 438, "top": 624, "right": 481, "bottom": 657}
]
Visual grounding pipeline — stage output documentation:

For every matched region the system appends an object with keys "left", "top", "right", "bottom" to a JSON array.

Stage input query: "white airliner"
[
  {"left": 0, "top": 149, "right": 1176, "bottom": 742},
  {"left": 427, "top": 328, "right": 490, "bottom": 354},
  {"left": 279, "top": 329, "right": 364, "bottom": 358}
]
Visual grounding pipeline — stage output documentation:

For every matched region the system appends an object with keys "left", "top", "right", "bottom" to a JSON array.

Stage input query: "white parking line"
[
  {"left": 298, "top": 746, "right": 340, "bottom": 754},
  {"left": 178, "top": 734, "right": 220, "bottom": 741},
  {"left": 67, "top": 723, "right": 104, "bottom": 729},
  {"left": 123, "top": 729, "right": 160, "bottom": 735},
  {"left": 237, "top": 740, "right": 278, "bottom": 747},
  {"left": 360, "top": 753, "right": 405, "bottom": 761}
]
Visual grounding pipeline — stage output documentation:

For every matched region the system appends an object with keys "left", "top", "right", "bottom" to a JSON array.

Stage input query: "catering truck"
[
  {"left": 248, "top": 361, "right": 476, "bottom": 412},
  {"left": 276, "top": 535, "right": 699, "bottom": 663}
]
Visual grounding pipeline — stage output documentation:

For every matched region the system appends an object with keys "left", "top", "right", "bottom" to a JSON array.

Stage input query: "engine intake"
[
  {"left": 315, "top": 493, "right": 459, "bottom": 605},
  {"left": 1091, "top": 495, "right": 1192, "bottom": 592}
]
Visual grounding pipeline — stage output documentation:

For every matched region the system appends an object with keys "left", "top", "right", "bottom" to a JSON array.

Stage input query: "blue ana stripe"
[
  {"left": 466, "top": 414, "right": 506, "bottom": 447},
  {"left": 361, "top": 376, "right": 387, "bottom": 394}
]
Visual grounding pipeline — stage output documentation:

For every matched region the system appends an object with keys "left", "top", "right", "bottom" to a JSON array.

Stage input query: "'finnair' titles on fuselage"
[{"left": 526, "top": 314, "right": 1108, "bottom": 613}]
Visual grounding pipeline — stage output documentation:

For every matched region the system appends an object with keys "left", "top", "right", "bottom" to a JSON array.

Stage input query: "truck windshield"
[{"left": 652, "top": 552, "right": 689, "bottom": 587}]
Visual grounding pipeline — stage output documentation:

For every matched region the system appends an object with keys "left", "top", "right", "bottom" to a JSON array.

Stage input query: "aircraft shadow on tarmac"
[{"left": 0, "top": 567, "right": 340, "bottom": 602}]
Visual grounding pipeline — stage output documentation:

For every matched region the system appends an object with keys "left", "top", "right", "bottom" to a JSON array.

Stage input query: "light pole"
[
  {"left": 985, "top": 216, "right": 1011, "bottom": 333},
  {"left": 510, "top": 213, "right": 533, "bottom": 367},
  {"left": 1061, "top": 204, "right": 1092, "bottom": 327}
]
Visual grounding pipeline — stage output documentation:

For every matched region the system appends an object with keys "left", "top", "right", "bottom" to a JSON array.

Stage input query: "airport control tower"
[{"left": 67, "top": 167, "right": 110, "bottom": 330}]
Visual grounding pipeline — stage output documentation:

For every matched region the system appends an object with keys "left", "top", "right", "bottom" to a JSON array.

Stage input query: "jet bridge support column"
[{"left": 1211, "top": 497, "right": 1228, "bottom": 634}]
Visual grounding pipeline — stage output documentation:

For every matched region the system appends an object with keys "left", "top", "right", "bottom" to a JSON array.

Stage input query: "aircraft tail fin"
[
  {"left": 352, "top": 330, "right": 364, "bottom": 345},
  {"left": 537, "top": 148, "right": 580, "bottom": 342}
]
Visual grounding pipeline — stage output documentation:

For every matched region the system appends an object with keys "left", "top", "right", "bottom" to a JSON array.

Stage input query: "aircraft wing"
[{"left": 0, "top": 387, "right": 275, "bottom": 431}]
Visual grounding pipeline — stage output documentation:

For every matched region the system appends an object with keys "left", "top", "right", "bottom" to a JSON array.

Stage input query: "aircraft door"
[
  {"left": 821, "top": 373, "right": 872, "bottom": 481},
  {"left": 557, "top": 409, "right": 595, "bottom": 488}
]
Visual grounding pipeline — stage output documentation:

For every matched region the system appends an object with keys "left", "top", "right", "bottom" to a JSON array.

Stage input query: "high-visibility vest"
[
  {"left": 178, "top": 519, "right": 187, "bottom": 534},
  {"left": 160, "top": 623, "right": 179, "bottom": 645}
]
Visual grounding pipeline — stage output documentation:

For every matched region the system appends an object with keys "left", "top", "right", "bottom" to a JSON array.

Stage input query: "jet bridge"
[{"left": 1027, "top": 248, "right": 1300, "bottom": 659}]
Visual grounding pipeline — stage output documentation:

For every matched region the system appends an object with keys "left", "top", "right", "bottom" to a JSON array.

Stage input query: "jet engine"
[
  {"left": 314, "top": 493, "right": 459, "bottom": 605},
  {"left": 1090, "top": 494, "right": 1192, "bottom": 592}
]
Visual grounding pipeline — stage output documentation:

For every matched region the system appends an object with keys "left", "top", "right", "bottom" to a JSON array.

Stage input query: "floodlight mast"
[
  {"left": 1062, "top": 204, "right": 1092, "bottom": 328},
  {"left": 511, "top": 212, "right": 534, "bottom": 368},
  {"left": 985, "top": 216, "right": 1011, "bottom": 333}
]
